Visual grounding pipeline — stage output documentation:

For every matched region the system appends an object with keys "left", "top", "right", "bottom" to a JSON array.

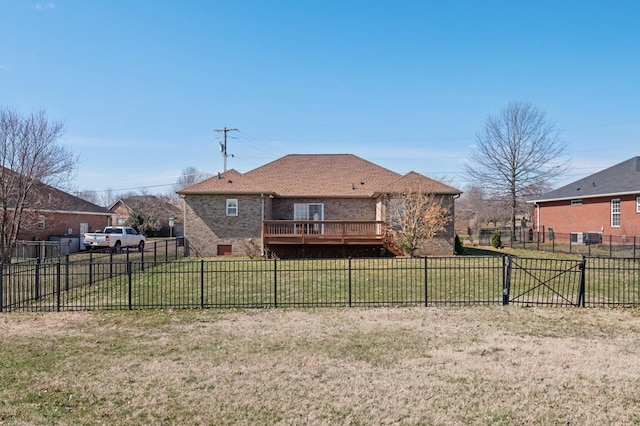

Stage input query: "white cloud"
[{"left": 32, "top": 2, "right": 55, "bottom": 11}]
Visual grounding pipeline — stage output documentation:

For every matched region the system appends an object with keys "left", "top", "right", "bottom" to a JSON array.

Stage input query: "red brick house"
[
  {"left": 529, "top": 157, "right": 640, "bottom": 241},
  {"left": 177, "top": 154, "right": 461, "bottom": 258},
  {"left": 9, "top": 179, "right": 113, "bottom": 248}
]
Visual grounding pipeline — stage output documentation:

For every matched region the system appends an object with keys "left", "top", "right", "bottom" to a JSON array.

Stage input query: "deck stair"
[{"left": 383, "top": 231, "right": 406, "bottom": 256}]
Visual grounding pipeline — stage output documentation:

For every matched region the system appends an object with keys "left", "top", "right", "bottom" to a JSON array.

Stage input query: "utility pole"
[{"left": 214, "top": 127, "right": 238, "bottom": 172}]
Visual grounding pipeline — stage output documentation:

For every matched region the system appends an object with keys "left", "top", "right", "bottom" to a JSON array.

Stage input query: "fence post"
[
  {"left": 56, "top": 261, "right": 61, "bottom": 312},
  {"left": 635, "top": 237, "right": 637, "bottom": 259},
  {"left": 424, "top": 256, "right": 428, "bottom": 307},
  {"left": 577, "top": 256, "right": 586, "bottom": 307},
  {"left": 502, "top": 256, "right": 512, "bottom": 305},
  {"left": 348, "top": 257, "right": 352, "bottom": 308},
  {"left": 165, "top": 240, "right": 169, "bottom": 262},
  {"left": 89, "top": 250, "right": 93, "bottom": 286},
  {"left": 273, "top": 259, "right": 278, "bottom": 308},
  {"left": 609, "top": 235, "right": 612, "bottom": 258},
  {"left": 65, "top": 254, "right": 70, "bottom": 292},
  {"left": 35, "top": 257, "right": 41, "bottom": 300},
  {"left": 200, "top": 259, "right": 204, "bottom": 309},
  {"left": 0, "top": 263, "right": 3, "bottom": 313},
  {"left": 128, "top": 261, "right": 132, "bottom": 311}
]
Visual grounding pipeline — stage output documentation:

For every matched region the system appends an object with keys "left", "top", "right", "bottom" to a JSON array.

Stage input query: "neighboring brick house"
[
  {"left": 109, "top": 195, "right": 182, "bottom": 237},
  {"left": 8, "top": 179, "right": 112, "bottom": 247},
  {"left": 529, "top": 156, "right": 640, "bottom": 241},
  {"left": 177, "top": 154, "right": 461, "bottom": 258}
]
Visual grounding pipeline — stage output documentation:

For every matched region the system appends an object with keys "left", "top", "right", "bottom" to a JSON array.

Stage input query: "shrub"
[
  {"left": 454, "top": 234, "right": 464, "bottom": 255},
  {"left": 242, "top": 238, "right": 262, "bottom": 259},
  {"left": 491, "top": 232, "right": 502, "bottom": 248}
]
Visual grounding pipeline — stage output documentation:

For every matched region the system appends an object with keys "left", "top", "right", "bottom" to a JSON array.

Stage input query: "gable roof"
[
  {"left": 0, "top": 166, "right": 110, "bottom": 215},
  {"left": 385, "top": 171, "right": 459, "bottom": 194},
  {"left": 19, "top": 184, "right": 111, "bottom": 216},
  {"left": 111, "top": 195, "right": 181, "bottom": 218},
  {"left": 530, "top": 157, "right": 640, "bottom": 203},
  {"left": 178, "top": 154, "right": 461, "bottom": 197}
]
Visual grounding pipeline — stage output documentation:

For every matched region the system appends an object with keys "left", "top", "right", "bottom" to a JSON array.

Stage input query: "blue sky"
[{"left": 2, "top": 1, "right": 639, "bottom": 197}]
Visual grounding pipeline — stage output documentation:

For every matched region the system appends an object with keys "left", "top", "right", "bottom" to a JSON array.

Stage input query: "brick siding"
[
  {"left": 533, "top": 194, "right": 640, "bottom": 236},
  {"left": 183, "top": 194, "right": 457, "bottom": 257},
  {"left": 18, "top": 212, "right": 111, "bottom": 241}
]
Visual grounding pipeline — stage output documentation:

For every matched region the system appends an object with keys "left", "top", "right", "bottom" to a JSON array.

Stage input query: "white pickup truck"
[{"left": 83, "top": 226, "right": 146, "bottom": 252}]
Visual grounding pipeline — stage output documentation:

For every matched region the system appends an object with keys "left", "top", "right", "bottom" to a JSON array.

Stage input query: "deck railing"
[{"left": 262, "top": 220, "right": 386, "bottom": 244}]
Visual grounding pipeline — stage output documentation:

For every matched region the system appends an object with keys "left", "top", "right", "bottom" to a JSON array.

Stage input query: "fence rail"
[
  {"left": 2, "top": 254, "right": 638, "bottom": 312},
  {"left": 1, "top": 238, "right": 187, "bottom": 311},
  {"left": 481, "top": 228, "right": 640, "bottom": 258}
]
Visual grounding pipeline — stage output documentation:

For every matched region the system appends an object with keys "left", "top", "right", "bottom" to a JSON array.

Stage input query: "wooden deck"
[{"left": 263, "top": 220, "right": 386, "bottom": 245}]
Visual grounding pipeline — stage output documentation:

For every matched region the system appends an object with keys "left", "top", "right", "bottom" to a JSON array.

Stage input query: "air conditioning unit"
[{"left": 583, "top": 232, "right": 603, "bottom": 245}]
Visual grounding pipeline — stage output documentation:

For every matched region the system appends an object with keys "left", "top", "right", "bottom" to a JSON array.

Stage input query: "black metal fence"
[
  {"left": 480, "top": 227, "right": 640, "bottom": 259},
  {"left": 2, "top": 254, "right": 639, "bottom": 312},
  {"left": 1, "top": 238, "right": 187, "bottom": 312}
]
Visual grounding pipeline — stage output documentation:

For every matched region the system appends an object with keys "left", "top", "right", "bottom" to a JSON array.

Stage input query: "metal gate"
[{"left": 503, "top": 256, "right": 586, "bottom": 307}]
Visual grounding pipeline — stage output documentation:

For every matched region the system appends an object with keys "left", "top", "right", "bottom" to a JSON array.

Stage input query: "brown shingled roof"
[
  {"left": 386, "top": 171, "right": 461, "bottom": 195},
  {"left": 0, "top": 166, "right": 111, "bottom": 215},
  {"left": 178, "top": 154, "right": 461, "bottom": 197}
]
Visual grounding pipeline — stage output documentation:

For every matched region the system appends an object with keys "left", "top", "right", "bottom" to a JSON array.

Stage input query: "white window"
[
  {"left": 226, "top": 199, "right": 238, "bottom": 216},
  {"left": 611, "top": 199, "right": 621, "bottom": 227},
  {"left": 636, "top": 197, "right": 640, "bottom": 213},
  {"left": 116, "top": 218, "right": 126, "bottom": 225},
  {"left": 37, "top": 215, "right": 46, "bottom": 229},
  {"left": 571, "top": 199, "right": 583, "bottom": 206}
]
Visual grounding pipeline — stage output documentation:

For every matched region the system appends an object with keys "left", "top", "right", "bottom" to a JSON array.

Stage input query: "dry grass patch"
[{"left": 1, "top": 307, "right": 640, "bottom": 425}]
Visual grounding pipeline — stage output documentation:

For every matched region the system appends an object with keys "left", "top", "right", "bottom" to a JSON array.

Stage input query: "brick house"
[
  {"left": 529, "top": 157, "right": 640, "bottom": 241},
  {"left": 9, "top": 179, "right": 113, "bottom": 248},
  {"left": 177, "top": 154, "right": 461, "bottom": 258},
  {"left": 110, "top": 195, "right": 182, "bottom": 237}
]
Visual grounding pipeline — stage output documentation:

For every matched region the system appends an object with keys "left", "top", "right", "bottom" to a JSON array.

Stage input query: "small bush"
[
  {"left": 491, "top": 232, "right": 502, "bottom": 248},
  {"left": 242, "top": 238, "right": 262, "bottom": 259},
  {"left": 454, "top": 235, "right": 464, "bottom": 255}
]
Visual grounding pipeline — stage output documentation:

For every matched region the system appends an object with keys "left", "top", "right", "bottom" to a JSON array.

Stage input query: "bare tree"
[
  {"left": 99, "top": 188, "right": 117, "bottom": 208},
  {"left": 116, "top": 191, "right": 179, "bottom": 236},
  {"left": 0, "top": 107, "right": 76, "bottom": 262},
  {"left": 389, "top": 190, "right": 450, "bottom": 256},
  {"left": 75, "top": 189, "right": 100, "bottom": 205},
  {"left": 168, "top": 166, "right": 209, "bottom": 203},
  {"left": 464, "top": 101, "right": 568, "bottom": 239},
  {"left": 455, "top": 184, "right": 490, "bottom": 237}
]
